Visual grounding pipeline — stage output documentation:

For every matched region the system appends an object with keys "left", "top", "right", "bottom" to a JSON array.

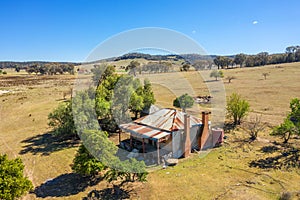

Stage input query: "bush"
[
  {"left": 226, "top": 93, "right": 250, "bottom": 125},
  {"left": 173, "top": 93, "right": 194, "bottom": 112},
  {"left": 210, "top": 70, "right": 224, "bottom": 81},
  {"left": 0, "top": 154, "right": 33, "bottom": 200},
  {"left": 72, "top": 130, "right": 148, "bottom": 183},
  {"left": 48, "top": 100, "right": 77, "bottom": 138},
  {"left": 279, "top": 191, "right": 292, "bottom": 200},
  {"left": 72, "top": 144, "right": 107, "bottom": 176},
  {"left": 242, "top": 115, "right": 267, "bottom": 140},
  {"left": 271, "top": 98, "right": 300, "bottom": 143}
]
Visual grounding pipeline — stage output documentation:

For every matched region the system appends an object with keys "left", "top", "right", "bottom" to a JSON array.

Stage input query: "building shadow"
[
  {"left": 19, "top": 132, "right": 79, "bottom": 156},
  {"left": 34, "top": 173, "right": 102, "bottom": 198},
  {"left": 82, "top": 185, "right": 131, "bottom": 200}
]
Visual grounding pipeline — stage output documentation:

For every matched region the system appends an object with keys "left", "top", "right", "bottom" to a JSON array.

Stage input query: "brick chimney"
[
  {"left": 183, "top": 114, "right": 191, "bottom": 158},
  {"left": 198, "top": 111, "right": 210, "bottom": 150}
]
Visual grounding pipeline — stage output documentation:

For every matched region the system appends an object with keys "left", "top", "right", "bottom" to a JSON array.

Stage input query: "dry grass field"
[{"left": 0, "top": 62, "right": 299, "bottom": 199}]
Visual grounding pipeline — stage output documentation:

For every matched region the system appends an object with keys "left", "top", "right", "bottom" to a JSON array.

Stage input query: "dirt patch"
[
  {"left": 0, "top": 90, "right": 11, "bottom": 95},
  {"left": 0, "top": 75, "right": 74, "bottom": 87}
]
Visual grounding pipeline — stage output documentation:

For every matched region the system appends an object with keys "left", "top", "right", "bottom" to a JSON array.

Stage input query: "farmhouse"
[{"left": 119, "top": 108, "right": 223, "bottom": 164}]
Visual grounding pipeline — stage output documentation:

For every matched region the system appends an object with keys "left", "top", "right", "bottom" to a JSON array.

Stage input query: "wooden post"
[
  {"left": 157, "top": 140, "right": 160, "bottom": 164},
  {"left": 142, "top": 138, "right": 145, "bottom": 156},
  {"left": 118, "top": 131, "right": 121, "bottom": 144},
  {"left": 130, "top": 135, "right": 133, "bottom": 149}
]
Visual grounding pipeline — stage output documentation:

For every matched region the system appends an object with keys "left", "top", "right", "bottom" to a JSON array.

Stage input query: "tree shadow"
[
  {"left": 82, "top": 185, "right": 131, "bottom": 200},
  {"left": 249, "top": 147, "right": 299, "bottom": 170},
  {"left": 203, "top": 80, "right": 219, "bottom": 83},
  {"left": 34, "top": 173, "right": 102, "bottom": 198},
  {"left": 223, "top": 122, "right": 236, "bottom": 133},
  {"left": 19, "top": 132, "right": 79, "bottom": 156},
  {"left": 260, "top": 145, "right": 280, "bottom": 154}
]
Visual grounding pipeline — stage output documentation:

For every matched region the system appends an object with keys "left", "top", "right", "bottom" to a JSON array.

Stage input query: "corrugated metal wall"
[{"left": 172, "top": 130, "right": 183, "bottom": 158}]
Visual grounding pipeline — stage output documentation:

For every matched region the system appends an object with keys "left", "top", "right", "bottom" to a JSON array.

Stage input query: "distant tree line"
[
  {"left": 124, "top": 60, "right": 174, "bottom": 75},
  {"left": 141, "top": 61, "right": 174, "bottom": 73},
  {"left": 214, "top": 46, "right": 300, "bottom": 69},
  {"left": 0, "top": 61, "right": 78, "bottom": 69},
  {"left": 114, "top": 52, "right": 184, "bottom": 61},
  {"left": 25, "top": 63, "right": 75, "bottom": 75}
]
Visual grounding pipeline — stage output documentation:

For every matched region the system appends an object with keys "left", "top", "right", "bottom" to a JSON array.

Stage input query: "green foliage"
[
  {"left": 180, "top": 63, "right": 190, "bottom": 71},
  {"left": 129, "top": 91, "right": 144, "bottom": 119},
  {"left": 213, "top": 56, "right": 233, "bottom": 69},
  {"left": 234, "top": 53, "right": 247, "bottom": 67},
  {"left": 72, "top": 130, "right": 148, "bottom": 182},
  {"left": 13, "top": 65, "right": 20, "bottom": 72},
  {"left": 272, "top": 98, "right": 300, "bottom": 143},
  {"left": 0, "top": 154, "right": 33, "bottom": 200},
  {"left": 226, "top": 93, "right": 250, "bottom": 125},
  {"left": 95, "top": 72, "right": 119, "bottom": 120},
  {"left": 142, "top": 79, "right": 156, "bottom": 111},
  {"left": 48, "top": 100, "right": 77, "bottom": 138},
  {"left": 141, "top": 61, "right": 173, "bottom": 73},
  {"left": 91, "top": 64, "right": 116, "bottom": 86},
  {"left": 104, "top": 159, "right": 148, "bottom": 183},
  {"left": 125, "top": 60, "right": 140, "bottom": 76},
  {"left": 112, "top": 75, "right": 137, "bottom": 125},
  {"left": 173, "top": 93, "right": 194, "bottom": 112},
  {"left": 25, "top": 63, "right": 74, "bottom": 75},
  {"left": 0, "top": 70, "right": 7, "bottom": 75},
  {"left": 72, "top": 88, "right": 99, "bottom": 133},
  {"left": 72, "top": 144, "right": 107, "bottom": 176},
  {"left": 93, "top": 69, "right": 155, "bottom": 130},
  {"left": 210, "top": 70, "right": 224, "bottom": 81}
]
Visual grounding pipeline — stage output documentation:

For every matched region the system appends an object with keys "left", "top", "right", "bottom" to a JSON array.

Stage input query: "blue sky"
[{"left": 0, "top": 0, "right": 299, "bottom": 62}]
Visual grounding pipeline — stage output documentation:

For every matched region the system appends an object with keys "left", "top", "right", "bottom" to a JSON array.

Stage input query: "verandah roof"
[{"left": 120, "top": 123, "right": 171, "bottom": 141}]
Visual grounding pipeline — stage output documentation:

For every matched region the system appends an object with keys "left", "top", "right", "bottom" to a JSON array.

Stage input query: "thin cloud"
[
  {"left": 192, "top": 30, "right": 196, "bottom": 34},
  {"left": 252, "top": 20, "right": 258, "bottom": 25}
]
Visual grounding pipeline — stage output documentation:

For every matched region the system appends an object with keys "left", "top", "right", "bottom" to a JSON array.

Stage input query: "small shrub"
[
  {"left": 242, "top": 115, "right": 267, "bottom": 140},
  {"left": 210, "top": 70, "right": 224, "bottom": 81},
  {"left": 279, "top": 191, "right": 292, "bottom": 200}
]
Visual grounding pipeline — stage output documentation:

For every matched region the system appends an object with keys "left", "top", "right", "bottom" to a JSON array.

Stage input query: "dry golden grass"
[
  {"left": 139, "top": 62, "right": 300, "bottom": 125},
  {"left": 223, "top": 63, "right": 300, "bottom": 125},
  {"left": 0, "top": 74, "right": 81, "bottom": 199}
]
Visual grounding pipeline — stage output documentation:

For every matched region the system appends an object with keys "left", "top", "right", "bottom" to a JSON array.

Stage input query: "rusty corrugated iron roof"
[
  {"left": 120, "top": 123, "right": 170, "bottom": 141},
  {"left": 134, "top": 108, "right": 202, "bottom": 131},
  {"left": 120, "top": 108, "right": 202, "bottom": 140}
]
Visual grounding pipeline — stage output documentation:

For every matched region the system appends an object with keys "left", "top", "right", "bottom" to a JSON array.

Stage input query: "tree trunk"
[{"left": 283, "top": 131, "right": 291, "bottom": 143}]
